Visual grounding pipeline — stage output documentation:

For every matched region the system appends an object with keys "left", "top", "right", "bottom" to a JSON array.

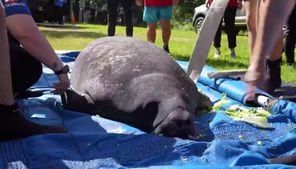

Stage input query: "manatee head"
[{"left": 153, "top": 107, "right": 196, "bottom": 139}]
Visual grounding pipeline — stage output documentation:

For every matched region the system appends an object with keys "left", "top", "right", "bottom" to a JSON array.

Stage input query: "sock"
[{"left": 266, "top": 58, "right": 282, "bottom": 93}]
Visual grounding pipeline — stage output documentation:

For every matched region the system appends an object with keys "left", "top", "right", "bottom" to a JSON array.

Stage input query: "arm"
[
  {"left": 0, "top": 4, "right": 14, "bottom": 105},
  {"left": 6, "top": 14, "right": 70, "bottom": 94}
]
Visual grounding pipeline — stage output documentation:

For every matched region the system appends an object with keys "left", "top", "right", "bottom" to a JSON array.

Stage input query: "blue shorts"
[
  {"left": 1, "top": 0, "right": 31, "bottom": 17},
  {"left": 143, "top": 6, "right": 173, "bottom": 23}
]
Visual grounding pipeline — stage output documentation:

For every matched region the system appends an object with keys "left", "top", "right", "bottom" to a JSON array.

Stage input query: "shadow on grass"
[
  {"left": 172, "top": 54, "right": 190, "bottom": 61},
  {"left": 207, "top": 58, "right": 248, "bottom": 69},
  {"left": 173, "top": 54, "right": 248, "bottom": 69},
  {"left": 38, "top": 23, "right": 86, "bottom": 29},
  {"left": 42, "top": 29, "right": 106, "bottom": 39}
]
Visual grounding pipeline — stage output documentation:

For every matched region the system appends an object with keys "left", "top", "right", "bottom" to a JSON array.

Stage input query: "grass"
[{"left": 39, "top": 23, "right": 296, "bottom": 84}]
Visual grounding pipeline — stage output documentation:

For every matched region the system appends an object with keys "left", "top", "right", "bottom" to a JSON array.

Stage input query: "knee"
[
  {"left": 148, "top": 24, "right": 157, "bottom": 31},
  {"left": 246, "top": 17, "right": 257, "bottom": 34},
  {"left": 161, "top": 21, "right": 171, "bottom": 31}
]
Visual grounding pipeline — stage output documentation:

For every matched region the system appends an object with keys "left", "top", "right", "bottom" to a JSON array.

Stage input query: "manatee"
[{"left": 62, "top": 37, "right": 212, "bottom": 139}]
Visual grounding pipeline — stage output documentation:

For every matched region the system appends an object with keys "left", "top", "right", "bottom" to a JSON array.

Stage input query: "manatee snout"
[{"left": 154, "top": 108, "right": 196, "bottom": 139}]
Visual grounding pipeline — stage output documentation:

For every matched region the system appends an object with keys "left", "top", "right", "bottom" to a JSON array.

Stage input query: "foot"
[
  {"left": 229, "top": 48, "right": 236, "bottom": 58},
  {"left": 244, "top": 67, "right": 267, "bottom": 101},
  {"left": 163, "top": 45, "right": 170, "bottom": 53},
  {"left": 0, "top": 104, "right": 66, "bottom": 141},
  {"left": 214, "top": 48, "right": 221, "bottom": 59}
]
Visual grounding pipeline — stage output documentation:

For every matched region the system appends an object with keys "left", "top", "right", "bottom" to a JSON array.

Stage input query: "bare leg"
[
  {"left": 244, "top": 0, "right": 259, "bottom": 62},
  {"left": 244, "top": 0, "right": 296, "bottom": 97},
  {"left": 160, "top": 19, "right": 171, "bottom": 49},
  {"left": 0, "top": 5, "right": 14, "bottom": 105},
  {"left": 147, "top": 23, "right": 157, "bottom": 43}
]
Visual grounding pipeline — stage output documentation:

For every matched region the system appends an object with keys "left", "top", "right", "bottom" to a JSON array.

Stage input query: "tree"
[{"left": 174, "top": 0, "right": 204, "bottom": 23}]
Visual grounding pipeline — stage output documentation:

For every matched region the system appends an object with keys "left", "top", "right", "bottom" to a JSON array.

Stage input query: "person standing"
[
  {"left": 54, "top": 0, "right": 65, "bottom": 25},
  {"left": 206, "top": 0, "right": 242, "bottom": 58},
  {"left": 143, "top": 0, "right": 173, "bottom": 53},
  {"left": 107, "top": 0, "right": 134, "bottom": 37},
  {"left": 284, "top": 6, "right": 296, "bottom": 66},
  {"left": 90, "top": 0, "right": 98, "bottom": 23}
]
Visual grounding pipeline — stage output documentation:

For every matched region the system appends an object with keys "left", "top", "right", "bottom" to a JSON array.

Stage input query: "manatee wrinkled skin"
[{"left": 65, "top": 37, "right": 212, "bottom": 139}]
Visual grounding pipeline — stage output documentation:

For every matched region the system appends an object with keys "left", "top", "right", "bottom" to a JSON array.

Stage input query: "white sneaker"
[
  {"left": 214, "top": 48, "right": 221, "bottom": 59},
  {"left": 230, "top": 48, "right": 236, "bottom": 58}
]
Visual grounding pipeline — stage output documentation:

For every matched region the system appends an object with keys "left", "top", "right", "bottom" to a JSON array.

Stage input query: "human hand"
[{"left": 52, "top": 74, "right": 70, "bottom": 94}]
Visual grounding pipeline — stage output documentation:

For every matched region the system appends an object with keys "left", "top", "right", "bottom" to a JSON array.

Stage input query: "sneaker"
[
  {"left": 214, "top": 48, "right": 221, "bottom": 59},
  {"left": 163, "top": 45, "right": 170, "bottom": 53},
  {"left": 287, "top": 62, "right": 295, "bottom": 67},
  {"left": 229, "top": 48, "right": 236, "bottom": 58}
]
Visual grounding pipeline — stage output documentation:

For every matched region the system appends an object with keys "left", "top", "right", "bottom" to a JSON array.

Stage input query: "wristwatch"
[{"left": 54, "top": 65, "right": 70, "bottom": 75}]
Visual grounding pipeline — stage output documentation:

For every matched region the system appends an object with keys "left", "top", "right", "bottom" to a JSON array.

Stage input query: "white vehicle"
[{"left": 192, "top": 4, "right": 246, "bottom": 32}]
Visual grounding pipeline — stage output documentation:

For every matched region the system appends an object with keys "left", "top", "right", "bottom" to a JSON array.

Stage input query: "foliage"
[{"left": 173, "top": 0, "right": 204, "bottom": 24}]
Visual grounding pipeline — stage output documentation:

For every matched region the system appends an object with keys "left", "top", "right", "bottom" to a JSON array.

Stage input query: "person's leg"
[
  {"left": 57, "top": 6, "right": 64, "bottom": 25},
  {"left": 9, "top": 41, "right": 42, "bottom": 96},
  {"left": 213, "top": 21, "right": 222, "bottom": 58},
  {"left": 224, "top": 6, "right": 237, "bottom": 58},
  {"left": 159, "top": 19, "right": 171, "bottom": 53},
  {"left": 121, "top": 0, "right": 134, "bottom": 37},
  {"left": 284, "top": 7, "right": 296, "bottom": 65},
  {"left": 159, "top": 6, "right": 173, "bottom": 53},
  {"left": 143, "top": 7, "right": 158, "bottom": 43},
  {"left": 245, "top": 0, "right": 296, "bottom": 97},
  {"left": 0, "top": 6, "right": 14, "bottom": 105},
  {"left": 107, "top": 0, "right": 120, "bottom": 36},
  {"left": 244, "top": 0, "right": 259, "bottom": 62},
  {"left": 147, "top": 23, "right": 157, "bottom": 43},
  {"left": 258, "top": 1, "right": 284, "bottom": 93}
]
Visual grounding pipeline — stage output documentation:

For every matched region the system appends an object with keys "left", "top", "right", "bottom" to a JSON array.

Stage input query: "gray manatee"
[{"left": 62, "top": 37, "right": 212, "bottom": 139}]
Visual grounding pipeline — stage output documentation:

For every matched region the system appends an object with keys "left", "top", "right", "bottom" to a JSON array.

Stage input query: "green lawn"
[{"left": 39, "top": 23, "right": 296, "bottom": 84}]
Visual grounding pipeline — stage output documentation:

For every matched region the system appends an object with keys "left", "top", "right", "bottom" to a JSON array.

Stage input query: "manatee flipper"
[
  {"left": 269, "top": 154, "right": 296, "bottom": 165},
  {"left": 61, "top": 90, "right": 97, "bottom": 114}
]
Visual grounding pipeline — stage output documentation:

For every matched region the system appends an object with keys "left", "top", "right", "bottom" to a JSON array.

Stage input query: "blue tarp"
[{"left": 1, "top": 52, "right": 295, "bottom": 169}]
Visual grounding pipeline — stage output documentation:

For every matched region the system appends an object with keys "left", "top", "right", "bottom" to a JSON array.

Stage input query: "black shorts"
[{"left": 9, "top": 40, "right": 42, "bottom": 95}]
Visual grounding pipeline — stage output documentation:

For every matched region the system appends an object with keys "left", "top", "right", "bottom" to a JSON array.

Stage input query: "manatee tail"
[{"left": 61, "top": 90, "right": 97, "bottom": 114}]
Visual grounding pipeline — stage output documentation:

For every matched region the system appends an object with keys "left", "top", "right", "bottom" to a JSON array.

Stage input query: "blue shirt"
[
  {"left": 1, "top": 0, "right": 31, "bottom": 17},
  {"left": 55, "top": 0, "right": 64, "bottom": 7}
]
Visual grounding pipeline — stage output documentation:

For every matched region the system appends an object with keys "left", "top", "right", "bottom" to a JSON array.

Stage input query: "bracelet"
[{"left": 54, "top": 65, "right": 70, "bottom": 75}]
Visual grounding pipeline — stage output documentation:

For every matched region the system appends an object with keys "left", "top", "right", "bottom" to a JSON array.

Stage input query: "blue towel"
[{"left": 0, "top": 52, "right": 295, "bottom": 169}]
